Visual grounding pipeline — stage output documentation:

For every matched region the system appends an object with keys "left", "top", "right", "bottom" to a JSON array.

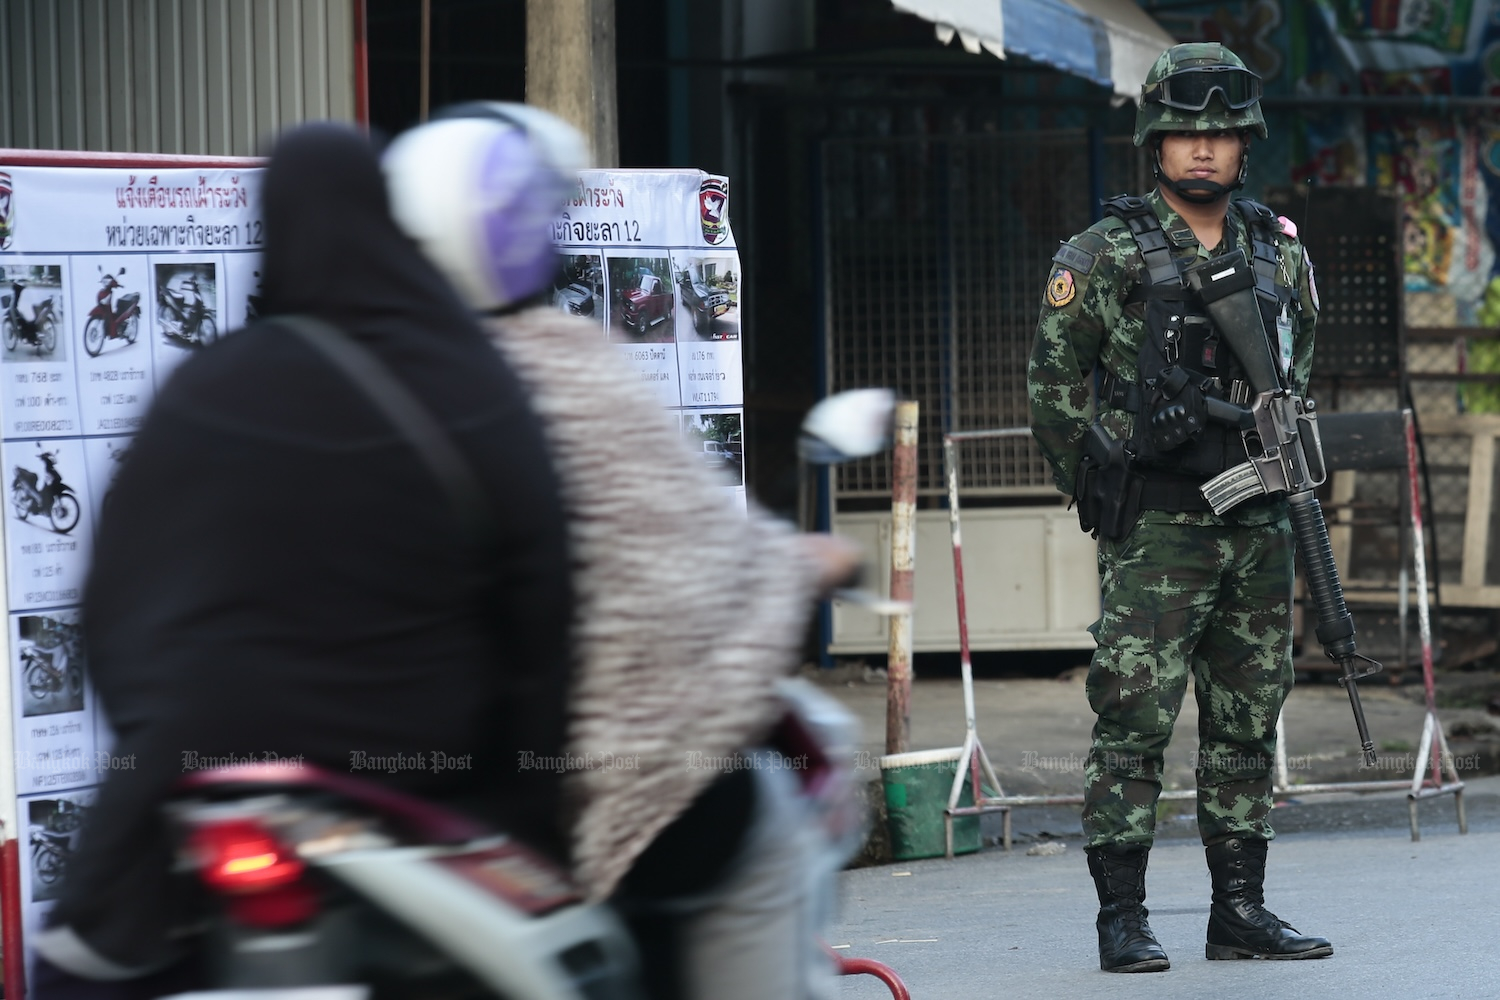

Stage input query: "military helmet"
[{"left": 1133, "top": 43, "right": 1267, "bottom": 146}]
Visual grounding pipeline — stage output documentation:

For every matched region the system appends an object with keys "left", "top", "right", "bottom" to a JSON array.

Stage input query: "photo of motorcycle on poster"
[
  {"left": 0, "top": 157, "right": 263, "bottom": 952},
  {"left": 553, "top": 169, "right": 745, "bottom": 503},
  {"left": 8, "top": 609, "right": 98, "bottom": 800},
  {"left": 2, "top": 263, "right": 67, "bottom": 363},
  {"left": 3, "top": 436, "right": 93, "bottom": 611},
  {"left": 24, "top": 791, "right": 94, "bottom": 906}
]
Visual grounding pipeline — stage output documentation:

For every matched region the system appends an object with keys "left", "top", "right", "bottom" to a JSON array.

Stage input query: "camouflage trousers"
[{"left": 1081, "top": 514, "right": 1295, "bottom": 849}]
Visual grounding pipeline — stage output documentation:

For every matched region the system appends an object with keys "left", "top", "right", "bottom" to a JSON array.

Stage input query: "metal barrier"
[{"left": 940, "top": 418, "right": 1465, "bottom": 856}]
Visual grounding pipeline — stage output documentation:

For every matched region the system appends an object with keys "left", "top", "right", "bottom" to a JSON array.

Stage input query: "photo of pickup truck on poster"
[
  {"left": 673, "top": 255, "right": 738, "bottom": 341},
  {"left": 682, "top": 410, "right": 743, "bottom": 488},
  {"left": 552, "top": 253, "right": 604, "bottom": 331},
  {"left": 606, "top": 255, "right": 675, "bottom": 343}
]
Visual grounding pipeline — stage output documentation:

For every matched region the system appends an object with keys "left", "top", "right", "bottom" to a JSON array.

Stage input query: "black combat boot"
[
  {"left": 1085, "top": 844, "right": 1170, "bottom": 973},
  {"left": 1204, "top": 838, "right": 1333, "bottom": 960}
]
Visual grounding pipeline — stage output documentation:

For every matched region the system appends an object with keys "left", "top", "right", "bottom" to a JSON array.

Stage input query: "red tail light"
[{"left": 188, "top": 818, "right": 317, "bottom": 927}]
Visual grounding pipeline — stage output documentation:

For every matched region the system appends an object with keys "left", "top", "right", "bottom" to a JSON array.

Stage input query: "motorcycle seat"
[{"left": 174, "top": 761, "right": 491, "bottom": 845}]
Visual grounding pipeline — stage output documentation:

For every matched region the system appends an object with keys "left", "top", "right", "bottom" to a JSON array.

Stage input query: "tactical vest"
[{"left": 1099, "top": 195, "right": 1290, "bottom": 492}]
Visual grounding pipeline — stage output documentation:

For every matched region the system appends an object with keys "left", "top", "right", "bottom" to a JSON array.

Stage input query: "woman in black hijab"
[{"left": 35, "top": 123, "right": 574, "bottom": 985}]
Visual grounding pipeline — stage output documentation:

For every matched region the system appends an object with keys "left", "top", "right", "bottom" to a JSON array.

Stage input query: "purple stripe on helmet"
[{"left": 478, "top": 129, "right": 561, "bottom": 309}]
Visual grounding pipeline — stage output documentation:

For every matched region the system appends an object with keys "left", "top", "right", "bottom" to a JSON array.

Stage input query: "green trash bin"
[{"left": 879, "top": 746, "right": 982, "bottom": 860}]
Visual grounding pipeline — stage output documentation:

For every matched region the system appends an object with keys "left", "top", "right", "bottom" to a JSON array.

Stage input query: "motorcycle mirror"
[
  {"left": 119, "top": 267, "right": 126, "bottom": 275},
  {"left": 798, "top": 389, "right": 896, "bottom": 465}
]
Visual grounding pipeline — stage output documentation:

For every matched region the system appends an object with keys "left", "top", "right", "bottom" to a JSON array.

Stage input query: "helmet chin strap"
[{"left": 1151, "top": 139, "right": 1250, "bottom": 205}]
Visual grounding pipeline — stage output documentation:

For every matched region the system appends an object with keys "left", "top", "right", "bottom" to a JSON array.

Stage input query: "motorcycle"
[
  {"left": 2, "top": 281, "right": 59, "bottom": 356},
  {"left": 159, "top": 272, "right": 218, "bottom": 346},
  {"left": 83, "top": 266, "right": 141, "bottom": 356},
  {"left": 245, "top": 271, "right": 264, "bottom": 322},
  {"left": 168, "top": 762, "right": 643, "bottom": 998},
  {"left": 31, "top": 828, "right": 73, "bottom": 886},
  {"left": 12, "top": 445, "right": 82, "bottom": 534},
  {"left": 120, "top": 391, "right": 909, "bottom": 1000},
  {"left": 164, "top": 678, "right": 899, "bottom": 1000},
  {"left": 23, "top": 644, "right": 82, "bottom": 704},
  {"left": 101, "top": 440, "right": 132, "bottom": 516}
]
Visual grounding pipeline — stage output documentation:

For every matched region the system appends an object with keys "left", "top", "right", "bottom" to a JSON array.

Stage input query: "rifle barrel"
[{"left": 1286, "top": 490, "right": 1381, "bottom": 765}]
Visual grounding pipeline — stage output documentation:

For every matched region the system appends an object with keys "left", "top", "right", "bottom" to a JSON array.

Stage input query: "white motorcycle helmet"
[{"left": 382, "top": 102, "right": 588, "bottom": 313}]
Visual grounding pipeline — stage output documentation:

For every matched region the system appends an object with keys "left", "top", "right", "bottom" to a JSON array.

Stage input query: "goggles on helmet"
[{"left": 1143, "top": 65, "right": 1262, "bottom": 112}]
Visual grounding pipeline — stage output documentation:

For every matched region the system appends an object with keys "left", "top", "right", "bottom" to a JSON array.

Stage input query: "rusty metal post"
[
  {"left": 525, "top": 0, "right": 620, "bottom": 167},
  {"left": 419, "top": 0, "right": 431, "bottom": 122},
  {"left": 885, "top": 401, "right": 918, "bottom": 756}
]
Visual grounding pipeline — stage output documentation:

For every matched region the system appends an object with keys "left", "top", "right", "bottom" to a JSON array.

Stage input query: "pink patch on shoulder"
[{"left": 1277, "top": 215, "right": 1298, "bottom": 238}]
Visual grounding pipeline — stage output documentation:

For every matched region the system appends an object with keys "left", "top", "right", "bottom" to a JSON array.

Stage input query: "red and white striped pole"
[{"left": 0, "top": 622, "right": 23, "bottom": 1000}]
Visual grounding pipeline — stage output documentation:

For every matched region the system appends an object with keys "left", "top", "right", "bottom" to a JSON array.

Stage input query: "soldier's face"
[{"left": 1157, "top": 130, "right": 1245, "bottom": 186}]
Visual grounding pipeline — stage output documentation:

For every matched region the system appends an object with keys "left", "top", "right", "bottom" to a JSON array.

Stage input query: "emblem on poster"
[
  {"left": 699, "top": 177, "right": 728, "bottom": 246},
  {"left": 0, "top": 171, "right": 14, "bottom": 249}
]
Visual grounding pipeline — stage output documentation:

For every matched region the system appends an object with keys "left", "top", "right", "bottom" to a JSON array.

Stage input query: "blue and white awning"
[{"left": 890, "top": 0, "right": 1177, "bottom": 103}]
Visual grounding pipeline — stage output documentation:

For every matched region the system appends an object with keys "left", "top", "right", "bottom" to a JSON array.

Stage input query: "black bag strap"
[
  {"left": 270, "top": 315, "right": 493, "bottom": 548},
  {"left": 1102, "top": 194, "right": 1182, "bottom": 289},
  {"left": 1235, "top": 198, "right": 1284, "bottom": 311}
]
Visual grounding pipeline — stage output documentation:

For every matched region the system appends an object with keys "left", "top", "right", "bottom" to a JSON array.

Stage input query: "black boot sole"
[
  {"left": 1102, "top": 957, "right": 1171, "bottom": 973},
  {"left": 1206, "top": 943, "right": 1334, "bottom": 961}
]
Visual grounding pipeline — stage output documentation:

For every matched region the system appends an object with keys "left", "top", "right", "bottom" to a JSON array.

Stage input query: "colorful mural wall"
[{"left": 1152, "top": 1, "right": 1500, "bottom": 403}]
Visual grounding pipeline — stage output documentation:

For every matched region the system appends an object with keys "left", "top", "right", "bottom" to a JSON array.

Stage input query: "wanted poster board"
[
  {"left": 550, "top": 170, "right": 746, "bottom": 507},
  {"left": 0, "top": 159, "right": 264, "bottom": 951}
]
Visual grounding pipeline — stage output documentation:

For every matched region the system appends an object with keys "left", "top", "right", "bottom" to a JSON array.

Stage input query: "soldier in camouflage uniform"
[{"left": 1028, "top": 43, "right": 1333, "bottom": 973}]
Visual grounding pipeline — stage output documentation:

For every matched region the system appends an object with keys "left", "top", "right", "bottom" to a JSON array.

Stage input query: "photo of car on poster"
[
  {"left": 552, "top": 252, "right": 604, "bottom": 331},
  {"left": 2, "top": 262, "right": 67, "bottom": 363},
  {"left": 15, "top": 612, "right": 84, "bottom": 717},
  {"left": 671, "top": 252, "right": 743, "bottom": 409},
  {"left": 25, "top": 792, "right": 93, "bottom": 903},
  {"left": 4, "top": 437, "right": 94, "bottom": 611},
  {"left": 682, "top": 410, "right": 744, "bottom": 488},
  {"left": 607, "top": 254, "right": 675, "bottom": 343},
  {"left": 672, "top": 254, "right": 739, "bottom": 342}
]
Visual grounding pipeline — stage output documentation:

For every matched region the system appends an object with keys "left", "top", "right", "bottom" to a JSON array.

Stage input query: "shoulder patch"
[
  {"left": 1045, "top": 267, "right": 1077, "bottom": 308},
  {"left": 1052, "top": 241, "right": 1096, "bottom": 275}
]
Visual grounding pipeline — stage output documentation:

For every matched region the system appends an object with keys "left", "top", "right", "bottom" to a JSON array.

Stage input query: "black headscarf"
[{"left": 45, "top": 123, "right": 573, "bottom": 972}]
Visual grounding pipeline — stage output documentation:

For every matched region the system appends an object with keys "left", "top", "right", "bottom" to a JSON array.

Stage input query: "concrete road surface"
[{"left": 831, "top": 777, "right": 1498, "bottom": 1000}]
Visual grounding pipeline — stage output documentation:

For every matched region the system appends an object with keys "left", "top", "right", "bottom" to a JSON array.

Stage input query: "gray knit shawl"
[{"left": 485, "top": 307, "right": 822, "bottom": 900}]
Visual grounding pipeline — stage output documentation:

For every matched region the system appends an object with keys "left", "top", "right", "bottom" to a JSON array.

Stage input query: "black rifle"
[{"left": 1186, "top": 250, "right": 1381, "bottom": 768}]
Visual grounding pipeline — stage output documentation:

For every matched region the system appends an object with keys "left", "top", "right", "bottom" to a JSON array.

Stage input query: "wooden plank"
[{"left": 1460, "top": 424, "right": 1495, "bottom": 590}]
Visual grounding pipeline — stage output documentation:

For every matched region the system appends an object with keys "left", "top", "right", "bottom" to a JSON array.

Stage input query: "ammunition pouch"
[{"left": 1075, "top": 424, "right": 1144, "bottom": 542}]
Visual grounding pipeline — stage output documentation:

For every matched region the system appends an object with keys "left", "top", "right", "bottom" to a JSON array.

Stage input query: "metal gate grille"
[{"left": 822, "top": 131, "right": 1149, "bottom": 500}]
